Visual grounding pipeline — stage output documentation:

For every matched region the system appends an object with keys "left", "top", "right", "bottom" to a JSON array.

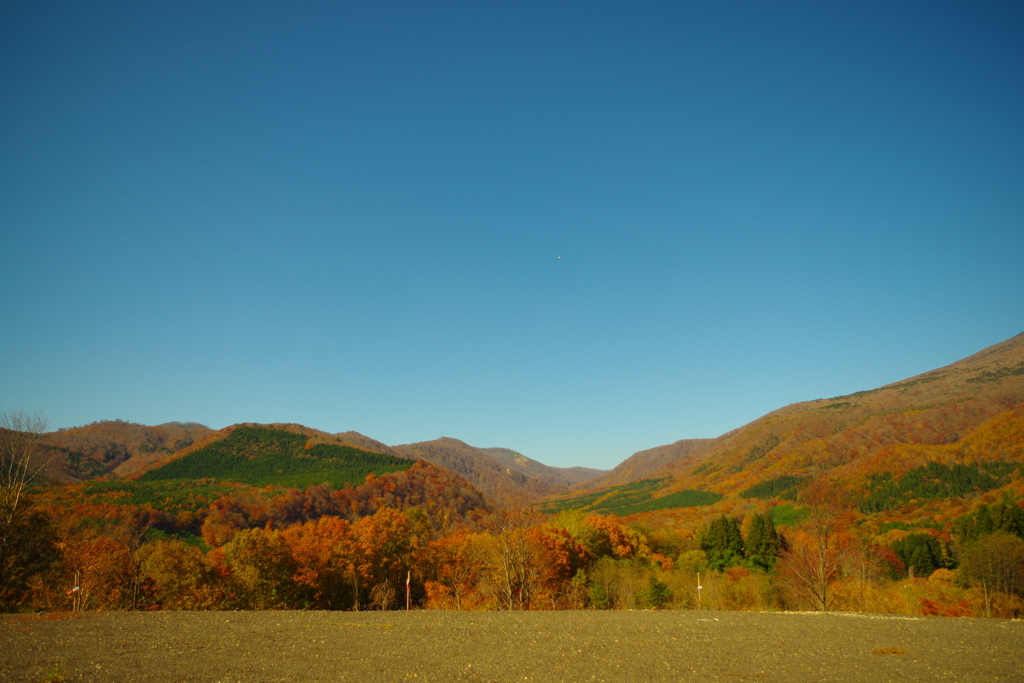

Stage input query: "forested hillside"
[
  {"left": 3, "top": 334, "right": 1023, "bottom": 618},
  {"left": 543, "top": 333, "right": 1024, "bottom": 521},
  {"left": 662, "top": 331, "right": 1024, "bottom": 496},
  {"left": 136, "top": 426, "right": 413, "bottom": 489},
  {"left": 40, "top": 420, "right": 214, "bottom": 481},
  {"left": 572, "top": 438, "right": 713, "bottom": 491},
  {"left": 392, "top": 438, "right": 575, "bottom": 500}
]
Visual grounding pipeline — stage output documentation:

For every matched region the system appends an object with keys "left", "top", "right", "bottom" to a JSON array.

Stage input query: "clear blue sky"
[{"left": 2, "top": 2, "right": 1022, "bottom": 469}]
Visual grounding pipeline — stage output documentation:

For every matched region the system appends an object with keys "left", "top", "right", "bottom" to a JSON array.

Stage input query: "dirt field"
[{"left": 2, "top": 610, "right": 1022, "bottom": 682}]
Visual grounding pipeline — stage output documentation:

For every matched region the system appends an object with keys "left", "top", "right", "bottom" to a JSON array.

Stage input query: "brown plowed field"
[{"left": 2, "top": 610, "right": 1022, "bottom": 682}]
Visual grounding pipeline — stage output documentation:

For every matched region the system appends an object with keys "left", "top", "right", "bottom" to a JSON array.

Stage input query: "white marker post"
[{"left": 696, "top": 572, "right": 702, "bottom": 611}]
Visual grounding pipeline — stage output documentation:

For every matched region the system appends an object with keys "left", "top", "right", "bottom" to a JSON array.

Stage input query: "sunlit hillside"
[
  {"left": 668, "top": 331, "right": 1024, "bottom": 492},
  {"left": 40, "top": 420, "right": 215, "bottom": 482},
  {"left": 548, "top": 332, "right": 1024, "bottom": 532},
  {"left": 392, "top": 437, "right": 594, "bottom": 500},
  {"left": 6, "top": 332, "right": 1024, "bottom": 617}
]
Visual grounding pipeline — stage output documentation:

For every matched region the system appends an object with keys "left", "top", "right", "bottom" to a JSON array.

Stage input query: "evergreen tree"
[
  {"left": 908, "top": 546, "right": 935, "bottom": 578},
  {"left": 745, "top": 512, "right": 781, "bottom": 571},
  {"left": 892, "top": 533, "right": 944, "bottom": 577},
  {"left": 999, "top": 504, "right": 1024, "bottom": 539},
  {"left": 953, "top": 516, "right": 976, "bottom": 543},
  {"left": 639, "top": 575, "right": 672, "bottom": 608},
  {"left": 699, "top": 516, "right": 744, "bottom": 571},
  {"left": 588, "top": 583, "right": 611, "bottom": 610},
  {"left": 975, "top": 504, "right": 995, "bottom": 538}
]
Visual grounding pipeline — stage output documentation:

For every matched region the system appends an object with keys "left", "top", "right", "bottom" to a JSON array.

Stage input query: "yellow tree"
[
  {"left": 222, "top": 528, "right": 296, "bottom": 609},
  {"left": 351, "top": 507, "right": 415, "bottom": 610},
  {"left": 139, "top": 539, "right": 220, "bottom": 609},
  {"left": 958, "top": 532, "right": 1024, "bottom": 617}
]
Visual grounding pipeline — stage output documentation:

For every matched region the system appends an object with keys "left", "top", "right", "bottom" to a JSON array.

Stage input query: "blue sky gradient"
[{"left": 2, "top": 2, "right": 1022, "bottom": 468}]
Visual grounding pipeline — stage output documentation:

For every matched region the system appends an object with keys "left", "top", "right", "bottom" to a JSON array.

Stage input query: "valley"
[{"left": 2, "top": 332, "right": 1023, "bottom": 618}]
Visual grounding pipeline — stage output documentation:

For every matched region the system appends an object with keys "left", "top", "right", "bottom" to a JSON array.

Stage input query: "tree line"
[{"left": 3, "top": 414, "right": 1024, "bottom": 617}]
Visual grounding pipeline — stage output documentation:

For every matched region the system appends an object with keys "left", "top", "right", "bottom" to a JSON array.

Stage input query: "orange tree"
[
  {"left": 778, "top": 480, "right": 856, "bottom": 611},
  {"left": 281, "top": 515, "right": 355, "bottom": 609}
]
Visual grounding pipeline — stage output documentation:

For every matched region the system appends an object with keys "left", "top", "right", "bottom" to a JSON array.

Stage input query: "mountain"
[
  {"left": 548, "top": 331, "right": 1024, "bottom": 519},
  {"left": 38, "top": 417, "right": 600, "bottom": 503},
  {"left": 80, "top": 422, "right": 496, "bottom": 536},
  {"left": 41, "top": 420, "right": 215, "bottom": 482},
  {"left": 665, "top": 331, "right": 1024, "bottom": 494},
  {"left": 570, "top": 438, "right": 713, "bottom": 491},
  {"left": 135, "top": 425, "right": 415, "bottom": 489},
  {"left": 130, "top": 422, "right": 400, "bottom": 478},
  {"left": 44, "top": 425, "right": 493, "bottom": 546},
  {"left": 479, "top": 447, "right": 606, "bottom": 487},
  {"left": 391, "top": 437, "right": 599, "bottom": 500}
]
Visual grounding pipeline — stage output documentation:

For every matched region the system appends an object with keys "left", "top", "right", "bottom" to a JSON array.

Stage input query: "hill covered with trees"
[
  {"left": 40, "top": 420, "right": 215, "bottom": 482},
  {"left": 136, "top": 426, "right": 413, "bottom": 489},
  {"left": 2, "top": 333, "right": 1022, "bottom": 618},
  {"left": 551, "top": 332, "right": 1024, "bottom": 526},
  {"left": 391, "top": 437, "right": 595, "bottom": 500}
]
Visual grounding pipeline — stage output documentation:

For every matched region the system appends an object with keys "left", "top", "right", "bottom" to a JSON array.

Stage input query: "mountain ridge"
[
  {"left": 551, "top": 330, "right": 1024, "bottom": 517},
  {"left": 32, "top": 331, "right": 1024, "bottom": 519},
  {"left": 39, "top": 419, "right": 608, "bottom": 500}
]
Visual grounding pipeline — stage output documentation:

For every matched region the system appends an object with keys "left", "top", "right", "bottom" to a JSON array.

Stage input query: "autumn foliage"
[{"left": 4, "top": 334, "right": 1024, "bottom": 616}]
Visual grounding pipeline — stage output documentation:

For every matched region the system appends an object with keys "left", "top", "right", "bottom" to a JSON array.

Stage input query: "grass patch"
[
  {"left": 620, "top": 489, "right": 723, "bottom": 514},
  {"left": 770, "top": 503, "right": 808, "bottom": 527},
  {"left": 819, "top": 401, "right": 858, "bottom": 411}
]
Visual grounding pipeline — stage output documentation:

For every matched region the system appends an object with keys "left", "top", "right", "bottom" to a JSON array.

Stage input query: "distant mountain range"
[
  {"left": 391, "top": 438, "right": 605, "bottom": 499},
  {"left": 41, "top": 421, "right": 610, "bottom": 501},
  {"left": 34, "top": 331, "right": 1024, "bottom": 520}
]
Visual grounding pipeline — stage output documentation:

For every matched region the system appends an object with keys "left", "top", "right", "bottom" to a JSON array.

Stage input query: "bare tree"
[
  {"left": 778, "top": 480, "right": 855, "bottom": 611},
  {"left": 0, "top": 410, "right": 57, "bottom": 609},
  {"left": 115, "top": 507, "right": 155, "bottom": 610},
  {"left": 484, "top": 496, "right": 546, "bottom": 610}
]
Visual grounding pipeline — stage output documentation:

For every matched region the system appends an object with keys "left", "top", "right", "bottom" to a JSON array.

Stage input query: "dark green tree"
[
  {"left": 744, "top": 512, "right": 781, "bottom": 571},
  {"left": 0, "top": 509, "right": 58, "bottom": 610},
  {"left": 997, "top": 503, "right": 1024, "bottom": 539},
  {"left": 908, "top": 546, "right": 934, "bottom": 578},
  {"left": 699, "top": 516, "right": 744, "bottom": 571},
  {"left": 588, "top": 583, "right": 611, "bottom": 610},
  {"left": 891, "top": 533, "right": 945, "bottom": 577},
  {"left": 975, "top": 504, "right": 995, "bottom": 538},
  {"left": 639, "top": 575, "right": 672, "bottom": 608}
]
